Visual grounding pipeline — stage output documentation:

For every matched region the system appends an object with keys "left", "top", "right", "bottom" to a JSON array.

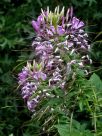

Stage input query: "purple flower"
[
  {"left": 49, "top": 68, "right": 62, "bottom": 87},
  {"left": 35, "top": 42, "right": 53, "bottom": 55},
  {"left": 37, "top": 15, "right": 44, "bottom": 25},
  {"left": 71, "top": 17, "right": 84, "bottom": 29},
  {"left": 46, "top": 29, "right": 54, "bottom": 36},
  {"left": 57, "top": 25, "right": 65, "bottom": 35},
  {"left": 32, "top": 20, "right": 40, "bottom": 32},
  {"left": 18, "top": 67, "right": 29, "bottom": 84},
  {"left": 21, "top": 82, "right": 37, "bottom": 99},
  {"left": 27, "top": 97, "right": 39, "bottom": 112},
  {"left": 50, "top": 26, "right": 56, "bottom": 33},
  {"left": 46, "top": 60, "right": 54, "bottom": 70},
  {"left": 33, "top": 71, "right": 47, "bottom": 81}
]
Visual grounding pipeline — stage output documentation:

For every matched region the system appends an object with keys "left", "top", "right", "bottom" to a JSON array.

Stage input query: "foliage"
[
  {"left": 0, "top": 0, "right": 102, "bottom": 136},
  {"left": 16, "top": 72, "right": 102, "bottom": 135}
]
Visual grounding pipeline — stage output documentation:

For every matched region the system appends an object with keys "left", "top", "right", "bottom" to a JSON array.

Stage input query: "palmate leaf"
[
  {"left": 89, "top": 73, "right": 102, "bottom": 91},
  {"left": 54, "top": 119, "right": 94, "bottom": 136},
  {"left": 54, "top": 124, "right": 93, "bottom": 136},
  {"left": 54, "top": 124, "right": 69, "bottom": 136}
]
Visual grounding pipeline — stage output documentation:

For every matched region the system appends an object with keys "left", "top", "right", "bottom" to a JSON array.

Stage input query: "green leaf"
[
  {"left": 55, "top": 124, "right": 93, "bottom": 136},
  {"left": 89, "top": 73, "right": 102, "bottom": 91},
  {"left": 54, "top": 124, "right": 70, "bottom": 136}
]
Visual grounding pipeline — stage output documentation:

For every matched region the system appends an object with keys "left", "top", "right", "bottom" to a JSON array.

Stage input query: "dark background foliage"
[{"left": 0, "top": 0, "right": 102, "bottom": 135}]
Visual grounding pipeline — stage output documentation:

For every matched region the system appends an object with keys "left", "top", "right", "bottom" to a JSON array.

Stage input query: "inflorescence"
[{"left": 18, "top": 7, "right": 91, "bottom": 112}]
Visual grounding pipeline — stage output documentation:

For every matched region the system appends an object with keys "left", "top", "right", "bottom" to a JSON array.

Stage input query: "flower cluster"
[
  {"left": 32, "top": 7, "right": 90, "bottom": 50},
  {"left": 18, "top": 61, "right": 47, "bottom": 111},
  {"left": 18, "top": 7, "right": 91, "bottom": 112}
]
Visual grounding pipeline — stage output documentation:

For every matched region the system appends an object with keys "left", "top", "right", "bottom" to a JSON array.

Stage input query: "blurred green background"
[{"left": 0, "top": 0, "right": 102, "bottom": 135}]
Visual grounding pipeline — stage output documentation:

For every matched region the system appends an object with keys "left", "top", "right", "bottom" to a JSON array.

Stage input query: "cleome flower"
[
  {"left": 32, "top": 6, "right": 89, "bottom": 51},
  {"left": 18, "top": 6, "right": 91, "bottom": 112},
  {"left": 18, "top": 61, "right": 47, "bottom": 111}
]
